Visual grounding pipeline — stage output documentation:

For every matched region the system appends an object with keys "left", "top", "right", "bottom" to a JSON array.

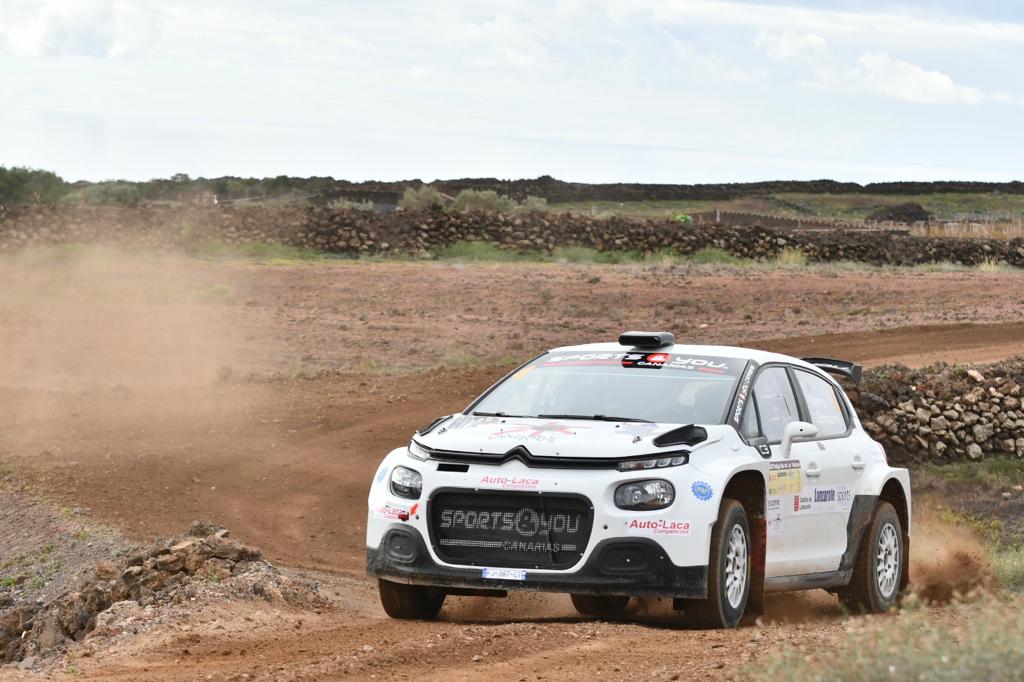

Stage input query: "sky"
[{"left": 0, "top": 0, "right": 1021, "bottom": 184}]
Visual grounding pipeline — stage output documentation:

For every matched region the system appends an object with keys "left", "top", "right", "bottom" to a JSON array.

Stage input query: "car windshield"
[{"left": 472, "top": 351, "right": 748, "bottom": 424}]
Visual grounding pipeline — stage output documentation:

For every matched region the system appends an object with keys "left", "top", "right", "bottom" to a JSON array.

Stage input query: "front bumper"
[{"left": 368, "top": 524, "right": 708, "bottom": 599}]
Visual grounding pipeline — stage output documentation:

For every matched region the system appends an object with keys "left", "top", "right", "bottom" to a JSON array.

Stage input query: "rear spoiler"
[{"left": 801, "top": 357, "right": 863, "bottom": 385}]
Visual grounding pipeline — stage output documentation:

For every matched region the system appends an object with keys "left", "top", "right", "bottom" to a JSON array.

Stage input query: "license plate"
[{"left": 482, "top": 567, "right": 527, "bottom": 581}]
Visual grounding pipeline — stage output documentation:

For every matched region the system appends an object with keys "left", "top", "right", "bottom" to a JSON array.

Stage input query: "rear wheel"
[
  {"left": 838, "top": 501, "right": 904, "bottom": 613},
  {"left": 378, "top": 579, "right": 446, "bottom": 619},
  {"left": 686, "top": 499, "right": 750, "bottom": 629},
  {"left": 570, "top": 593, "right": 630, "bottom": 617}
]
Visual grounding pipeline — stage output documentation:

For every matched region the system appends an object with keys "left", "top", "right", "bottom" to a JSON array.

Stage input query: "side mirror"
[{"left": 780, "top": 421, "right": 818, "bottom": 459}]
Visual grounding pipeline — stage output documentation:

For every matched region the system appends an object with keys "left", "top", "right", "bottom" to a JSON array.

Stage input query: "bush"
[
  {"left": 0, "top": 166, "right": 66, "bottom": 204},
  {"left": 398, "top": 185, "right": 445, "bottom": 211},
  {"left": 60, "top": 182, "right": 142, "bottom": 207},
  {"left": 449, "top": 189, "right": 517, "bottom": 214},
  {"left": 672, "top": 212, "right": 694, "bottom": 224},
  {"left": 519, "top": 195, "right": 548, "bottom": 212}
]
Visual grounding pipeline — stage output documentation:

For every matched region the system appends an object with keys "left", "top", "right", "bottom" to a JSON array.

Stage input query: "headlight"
[
  {"left": 617, "top": 453, "right": 687, "bottom": 472},
  {"left": 614, "top": 480, "right": 674, "bottom": 510},
  {"left": 390, "top": 466, "right": 422, "bottom": 499},
  {"left": 407, "top": 439, "right": 430, "bottom": 461}
]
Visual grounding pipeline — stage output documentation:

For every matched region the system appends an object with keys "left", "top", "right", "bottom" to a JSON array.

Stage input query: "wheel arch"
[
  {"left": 721, "top": 469, "right": 766, "bottom": 619},
  {"left": 879, "top": 477, "right": 911, "bottom": 592}
]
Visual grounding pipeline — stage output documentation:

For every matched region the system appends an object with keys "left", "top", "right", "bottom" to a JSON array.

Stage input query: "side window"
[
  {"left": 795, "top": 371, "right": 850, "bottom": 438},
  {"left": 751, "top": 367, "right": 799, "bottom": 443},
  {"left": 740, "top": 395, "right": 760, "bottom": 440}
]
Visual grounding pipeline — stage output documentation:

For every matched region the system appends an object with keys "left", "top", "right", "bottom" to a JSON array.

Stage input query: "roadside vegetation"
[{"left": 751, "top": 594, "right": 1024, "bottom": 681}]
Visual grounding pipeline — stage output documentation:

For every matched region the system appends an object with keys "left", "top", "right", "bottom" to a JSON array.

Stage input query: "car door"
[
  {"left": 788, "top": 369, "right": 859, "bottom": 573},
  {"left": 739, "top": 365, "right": 826, "bottom": 577}
]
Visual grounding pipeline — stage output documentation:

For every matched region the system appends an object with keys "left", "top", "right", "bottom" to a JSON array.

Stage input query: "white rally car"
[{"left": 367, "top": 332, "right": 911, "bottom": 628}]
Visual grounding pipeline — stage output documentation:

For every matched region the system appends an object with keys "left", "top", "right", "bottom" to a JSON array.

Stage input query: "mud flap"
[{"left": 743, "top": 517, "right": 767, "bottom": 622}]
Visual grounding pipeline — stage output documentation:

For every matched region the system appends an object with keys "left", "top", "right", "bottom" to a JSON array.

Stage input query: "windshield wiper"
[
  {"left": 537, "top": 414, "right": 652, "bottom": 423},
  {"left": 471, "top": 411, "right": 526, "bottom": 418}
]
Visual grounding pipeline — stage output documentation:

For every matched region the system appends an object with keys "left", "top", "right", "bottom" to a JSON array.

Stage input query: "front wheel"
[
  {"left": 378, "top": 579, "right": 446, "bottom": 619},
  {"left": 838, "top": 501, "right": 904, "bottom": 613},
  {"left": 685, "top": 499, "right": 750, "bottom": 629},
  {"left": 570, "top": 593, "right": 630, "bottom": 618}
]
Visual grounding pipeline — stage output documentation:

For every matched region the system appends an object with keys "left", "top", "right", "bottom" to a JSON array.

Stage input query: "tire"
[
  {"left": 838, "top": 501, "right": 904, "bottom": 614},
  {"left": 378, "top": 579, "right": 446, "bottom": 619},
  {"left": 570, "top": 593, "right": 630, "bottom": 618},
  {"left": 686, "top": 499, "right": 751, "bottom": 629}
]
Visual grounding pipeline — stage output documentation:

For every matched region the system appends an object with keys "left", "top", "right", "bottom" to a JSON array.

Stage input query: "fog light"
[
  {"left": 390, "top": 466, "right": 422, "bottom": 499},
  {"left": 614, "top": 480, "right": 674, "bottom": 510}
]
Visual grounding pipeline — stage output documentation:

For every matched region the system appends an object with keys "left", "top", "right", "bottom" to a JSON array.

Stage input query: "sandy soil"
[{"left": 1, "top": 251, "right": 1022, "bottom": 680}]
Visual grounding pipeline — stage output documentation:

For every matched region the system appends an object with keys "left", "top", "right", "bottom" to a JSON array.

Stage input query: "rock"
[
  {"left": 17, "top": 656, "right": 35, "bottom": 671},
  {"left": 1003, "top": 492, "right": 1013, "bottom": 500},
  {"left": 972, "top": 423, "right": 995, "bottom": 442},
  {"left": 915, "top": 407, "right": 932, "bottom": 424},
  {"left": 967, "top": 443, "right": 984, "bottom": 459},
  {"left": 967, "top": 369, "right": 985, "bottom": 383},
  {"left": 929, "top": 416, "right": 948, "bottom": 432}
]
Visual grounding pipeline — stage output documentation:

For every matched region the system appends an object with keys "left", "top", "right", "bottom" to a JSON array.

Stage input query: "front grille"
[{"left": 428, "top": 490, "right": 593, "bottom": 569}]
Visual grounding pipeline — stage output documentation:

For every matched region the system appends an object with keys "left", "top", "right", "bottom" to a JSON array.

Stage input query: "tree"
[{"left": 0, "top": 166, "right": 66, "bottom": 204}]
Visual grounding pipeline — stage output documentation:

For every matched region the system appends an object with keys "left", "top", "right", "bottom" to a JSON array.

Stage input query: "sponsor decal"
[
  {"left": 541, "top": 352, "right": 738, "bottom": 374},
  {"left": 792, "top": 494, "right": 813, "bottom": 513},
  {"left": 731, "top": 363, "right": 757, "bottom": 425},
  {"left": 691, "top": 481, "right": 714, "bottom": 501},
  {"left": 447, "top": 414, "right": 505, "bottom": 430},
  {"left": 811, "top": 485, "right": 853, "bottom": 512},
  {"left": 768, "top": 514, "right": 784, "bottom": 537},
  {"left": 375, "top": 504, "right": 410, "bottom": 521},
  {"left": 374, "top": 465, "right": 389, "bottom": 483},
  {"left": 628, "top": 519, "right": 691, "bottom": 535},
  {"left": 482, "top": 567, "right": 527, "bottom": 581},
  {"left": 489, "top": 421, "right": 585, "bottom": 443},
  {"left": 410, "top": 503, "right": 419, "bottom": 516},
  {"left": 479, "top": 475, "right": 540, "bottom": 490},
  {"left": 768, "top": 459, "right": 803, "bottom": 496},
  {"left": 439, "top": 507, "right": 583, "bottom": 537}
]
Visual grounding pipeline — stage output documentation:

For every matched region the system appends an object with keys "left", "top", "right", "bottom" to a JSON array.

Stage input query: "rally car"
[{"left": 366, "top": 332, "right": 911, "bottom": 628}]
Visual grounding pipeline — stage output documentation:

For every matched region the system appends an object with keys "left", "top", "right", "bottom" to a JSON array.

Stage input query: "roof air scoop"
[{"left": 618, "top": 331, "right": 675, "bottom": 349}]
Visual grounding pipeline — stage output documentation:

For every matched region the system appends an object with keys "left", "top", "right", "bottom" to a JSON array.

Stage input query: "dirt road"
[{"left": 1, "top": 252, "right": 1021, "bottom": 679}]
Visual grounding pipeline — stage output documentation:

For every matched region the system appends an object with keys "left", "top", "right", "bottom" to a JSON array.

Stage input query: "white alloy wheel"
[
  {"left": 876, "top": 521, "right": 900, "bottom": 599},
  {"left": 724, "top": 524, "right": 748, "bottom": 609}
]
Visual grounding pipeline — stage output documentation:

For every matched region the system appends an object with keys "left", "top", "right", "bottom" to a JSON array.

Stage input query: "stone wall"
[
  {"left": 856, "top": 359, "right": 1024, "bottom": 463},
  {"left": 2, "top": 204, "right": 1023, "bottom": 267}
]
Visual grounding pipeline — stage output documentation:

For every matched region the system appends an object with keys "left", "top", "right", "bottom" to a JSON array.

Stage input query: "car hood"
[{"left": 417, "top": 414, "right": 726, "bottom": 459}]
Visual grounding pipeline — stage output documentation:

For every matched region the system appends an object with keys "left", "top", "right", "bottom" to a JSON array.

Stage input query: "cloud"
[
  {"left": 757, "top": 30, "right": 1004, "bottom": 107},
  {"left": 3, "top": 0, "right": 157, "bottom": 58},
  {"left": 854, "top": 52, "right": 984, "bottom": 105}
]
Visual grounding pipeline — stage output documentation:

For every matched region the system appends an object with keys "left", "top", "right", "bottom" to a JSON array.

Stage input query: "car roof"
[{"left": 546, "top": 342, "right": 824, "bottom": 373}]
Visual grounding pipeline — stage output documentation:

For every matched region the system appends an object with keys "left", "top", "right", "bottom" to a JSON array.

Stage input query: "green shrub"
[
  {"left": 749, "top": 596, "right": 1024, "bottom": 681},
  {"left": 992, "top": 548, "right": 1024, "bottom": 591},
  {"left": 449, "top": 189, "right": 517, "bottom": 214},
  {"left": 672, "top": 212, "right": 693, "bottom": 224},
  {"left": 687, "top": 247, "right": 745, "bottom": 265},
  {"left": 60, "top": 182, "right": 142, "bottom": 207},
  {"left": 519, "top": 195, "right": 548, "bottom": 212},
  {"left": 0, "top": 166, "right": 66, "bottom": 204},
  {"left": 398, "top": 185, "right": 445, "bottom": 211}
]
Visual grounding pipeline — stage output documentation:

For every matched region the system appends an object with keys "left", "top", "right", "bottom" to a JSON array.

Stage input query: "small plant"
[
  {"left": 991, "top": 547, "right": 1024, "bottom": 591},
  {"left": 448, "top": 189, "right": 517, "bottom": 214},
  {"left": 398, "top": 185, "right": 445, "bottom": 211},
  {"left": 978, "top": 258, "right": 1007, "bottom": 273},
  {"left": 0, "top": 576, "right": 20, "bottom": 588},
  {"left": 774, "top": 247, "right": 808, "bottom": 266},
  {"left": 672, "top": 212, "right": 694, "bottom": 224},
  {"left": 329, "top": 197, "right": 375, "bottom": 211}
]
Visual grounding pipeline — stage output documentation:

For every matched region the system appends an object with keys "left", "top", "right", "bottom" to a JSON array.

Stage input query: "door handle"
[
  {"left": 805, "top": 464, "right": 821, "bottom": 478},
  {"left": 852, "top": 455, "right": 866, "bottom": 471}
]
